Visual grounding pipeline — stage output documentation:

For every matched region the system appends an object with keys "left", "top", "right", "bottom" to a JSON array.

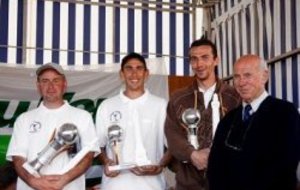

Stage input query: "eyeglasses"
[{"left": 225, "top": 119, "right": 253, "bottom": 151}]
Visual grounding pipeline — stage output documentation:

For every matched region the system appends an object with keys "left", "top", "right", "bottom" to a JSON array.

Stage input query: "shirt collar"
[
  {"left": 198, "top": 82, "right": 216, "bottom": 93},
  {"left": 120, "top": 89, "right": 149, "bottom": 104},
  {"left": 242, "top": 90, "right": 268, "bottom": 112},
  {"left": 39, "top": 100, "right": 69, "bottom": 112}
]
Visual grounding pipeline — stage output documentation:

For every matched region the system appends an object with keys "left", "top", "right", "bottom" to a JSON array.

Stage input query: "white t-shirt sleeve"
[
  {"left": 77, "top": 112, "right": 100, "bottom": 155},
  {"left": 6, "top": 114, "right": 29, "bottom": 161},
  {"left": 95, "top": 101, "right": 109, "bottom": 148}
]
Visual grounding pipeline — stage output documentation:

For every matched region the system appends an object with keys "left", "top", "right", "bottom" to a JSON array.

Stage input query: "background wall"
[
  {"left": 205, "top": 0, "right": 300, "bottom": 109},
  {"left": 0, "top": 0, "right": 203, "bottom": 76}
]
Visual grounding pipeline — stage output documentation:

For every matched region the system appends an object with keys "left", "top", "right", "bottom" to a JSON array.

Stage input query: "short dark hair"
[
  {"left": 190, "top": 37, "right": 218, "bottom": 58},
  {"left": 121, "top": 52, "right": 147, "bottom": 71}
]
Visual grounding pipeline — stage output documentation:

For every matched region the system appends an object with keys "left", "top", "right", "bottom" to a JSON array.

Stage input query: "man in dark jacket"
[{"left": 207, "top": 55, "right": 300, "bottom": 190}]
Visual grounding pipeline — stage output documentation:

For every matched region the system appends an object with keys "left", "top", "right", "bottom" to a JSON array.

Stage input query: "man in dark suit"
[{"left": 207, "top": 54, "right": 300, "bottom": 190}]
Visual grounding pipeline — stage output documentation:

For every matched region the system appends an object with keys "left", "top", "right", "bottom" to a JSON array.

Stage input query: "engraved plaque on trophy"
[
  {"left": 23, "top": 123, "right": 78, "bottom": 177},
  {"left": 107, "top": 124, "right": 136, "bottom": 171},
  {"left": 182, "top": 108, "right": 201, "bottom": 149}
]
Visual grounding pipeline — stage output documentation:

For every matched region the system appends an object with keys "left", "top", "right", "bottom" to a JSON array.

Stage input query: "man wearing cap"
[{"left": 6, "top": 63, "right": 100, "bottom": 190}]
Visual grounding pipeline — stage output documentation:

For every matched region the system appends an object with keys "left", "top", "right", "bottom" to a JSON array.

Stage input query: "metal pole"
[
  {"left": 192, "top": 0, "right": 197, "bottom": 41},
  {"left": 223, "top": 48, "right": 300, "bottom": 81},
  {"left": 42, "top": 0, "right": 193, "bottom": 14},
  {"left": 112, "top": 1, "right": 116, "bottom": 63},
  {"left": 22, "top": 0, "right": 28, "bottom": 64}
]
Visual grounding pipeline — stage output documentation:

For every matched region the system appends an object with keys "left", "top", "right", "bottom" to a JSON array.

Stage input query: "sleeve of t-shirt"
[
  {"left": 95, "top": 101, "right": 109, "bottom": 148},
  {"left": 78, "top": 111, "right": 101, "bottom": 155},
  {"left": 6, "top": 114, "right": 29, "bottom": 161}
]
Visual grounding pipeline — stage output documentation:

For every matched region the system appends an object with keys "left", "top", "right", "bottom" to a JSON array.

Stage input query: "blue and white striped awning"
[{"left": 0, "top": 0, "right": 203, "bottom": 76}]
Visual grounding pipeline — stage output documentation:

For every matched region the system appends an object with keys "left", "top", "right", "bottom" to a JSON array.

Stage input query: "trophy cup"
[
  {"left": 107, "top": 124, "right": 136, "bottom": 171},
  {"left": 182, "top": 108, "right": 201, "bottom": 149},
  {"left": 23, "top": 123, "right": 78, "bottom": 177}
]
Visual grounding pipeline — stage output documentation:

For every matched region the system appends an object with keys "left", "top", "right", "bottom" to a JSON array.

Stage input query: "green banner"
[{"left": 0, "top": 135, "right": 11, "bottom": 165}]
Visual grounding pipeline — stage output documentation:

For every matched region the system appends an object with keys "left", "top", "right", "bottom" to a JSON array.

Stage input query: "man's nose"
[
  {"left": 47, "top": 81, "right": 56, "bottom": 88},
  {"left": 238, "top": 77, "right": 248, "bottom": 86}
]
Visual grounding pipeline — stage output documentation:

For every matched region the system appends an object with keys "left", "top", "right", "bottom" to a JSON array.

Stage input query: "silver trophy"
[
  {"left": 108, "top": 124, "right": 122, "bottom": 165},
  {"left": 182, "top": 108, "right": 201, "bottom": 149},
  {"left": 23, "top": 123, "right": 78, "bottom": 177},
  {"left": 107, "top": 125, "right": 136, "bottom": 171}
]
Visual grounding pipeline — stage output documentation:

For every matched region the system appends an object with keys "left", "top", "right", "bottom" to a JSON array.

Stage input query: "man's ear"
[
  {"left": 214, "top": 56, "right": 220, "bottom": 66},
  {"left": 63, "top": 80, "right": 68, "bottom": 93},
  {"left": 36, "top": 81, "right": 42, "bottom": 95},
  {"left": 262, "top": 69, "right": 269, "bottom": 83},
  {"left": 119, "top": 70, "right": 124, "bottom": 81},
  {"left": 145, "top": 69, "right": 150, "bottom": 80}
]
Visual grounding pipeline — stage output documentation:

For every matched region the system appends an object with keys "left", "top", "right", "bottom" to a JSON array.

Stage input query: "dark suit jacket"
[{"left": 207, "top": 96, "right": 300, "bottom": 190}]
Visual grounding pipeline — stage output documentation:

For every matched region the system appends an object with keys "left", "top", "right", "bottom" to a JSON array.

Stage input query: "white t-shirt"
[
  {"left": 6, "top": 101, "right": 100, "bottom": 190},
  {"left": 95, "top": 90, "right": 167, "bottom": 190}
]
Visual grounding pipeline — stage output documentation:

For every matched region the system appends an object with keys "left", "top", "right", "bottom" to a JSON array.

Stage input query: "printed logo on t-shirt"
[
  {"left": 29, "top": 121, "right": 41, "bottom": 133},
  {"left": 110, "top": 111, "right": 122, "bottom": 123}
]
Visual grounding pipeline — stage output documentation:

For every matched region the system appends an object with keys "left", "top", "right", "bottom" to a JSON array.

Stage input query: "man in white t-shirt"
[
  {"left": 95, "top": 52, "right": 171, "bottom": 190},
  {"left": 6, "top": 63, "right": 100, "bottom": 190}
]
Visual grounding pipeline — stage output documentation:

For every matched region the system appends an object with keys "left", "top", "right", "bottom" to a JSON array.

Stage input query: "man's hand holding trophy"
[
  {"left": 22, "top": 123, "right": 78, "bottom": 177},
  {"left": 105, "top": 124, "right": 163, "bottom": 176},
  {"left": 181, "top": 108, "right": 210, "bottom": 170}
]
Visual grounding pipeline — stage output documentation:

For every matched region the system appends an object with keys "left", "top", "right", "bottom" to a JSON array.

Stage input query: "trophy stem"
[
  {"left": 188, "top": 134, "right": 199, "bottom": 149},
  {"left": 30, "top": 159, "right": 43, "bottom": 171},
  {"left": 23, "top": 162, "right": 41, "bottom": 178},
  {"left": 112, "top": 141, "right": 119, "bottom": 165}
]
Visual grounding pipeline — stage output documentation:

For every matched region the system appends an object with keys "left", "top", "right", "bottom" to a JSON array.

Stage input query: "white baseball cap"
[{"left": 36, "top": 63, "right": 65, "bottom": 76}]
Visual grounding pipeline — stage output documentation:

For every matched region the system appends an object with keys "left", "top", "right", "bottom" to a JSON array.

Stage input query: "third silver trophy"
[{"left": 182, "top": 108, "right": 201, "bottom": 149}]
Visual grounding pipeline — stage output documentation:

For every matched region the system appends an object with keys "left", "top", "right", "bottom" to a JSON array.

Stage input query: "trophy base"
[
  {"left": 108, "top": 163, "right": 136, "bottom": 171},
  {"left": 22, "top": 163, "right": 41, "bottom": 178}
]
